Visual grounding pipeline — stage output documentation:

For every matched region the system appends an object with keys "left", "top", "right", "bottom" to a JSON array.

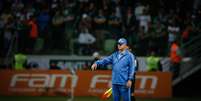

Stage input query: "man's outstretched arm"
[{"left": 91, "top": 54, "right": 113, "bottom": 70}]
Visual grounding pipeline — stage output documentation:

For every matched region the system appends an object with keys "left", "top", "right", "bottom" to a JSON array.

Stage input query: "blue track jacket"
[{"left": 96, "top": 49, "right": 136, "bottom": 85}]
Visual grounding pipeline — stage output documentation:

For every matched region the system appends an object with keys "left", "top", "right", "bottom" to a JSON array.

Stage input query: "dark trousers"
[
  {"left": 131, "top": 80, "right": 136, "bottom": 101},
  {"left": 170, "top": 62, "right": 180, "bottom": 79}
]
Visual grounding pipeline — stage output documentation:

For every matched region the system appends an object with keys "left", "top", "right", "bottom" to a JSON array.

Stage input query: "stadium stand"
[{"left": 0, "top": 0, "right": 200, "bottom": 57}]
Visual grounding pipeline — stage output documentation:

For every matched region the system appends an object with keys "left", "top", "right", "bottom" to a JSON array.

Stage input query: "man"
[
  {"left": 77, "top": 28, "right": 96, "bottom": 55},
  {"left": 91, "top": 38, "right": 137, "bottom": 101},
  {"left": 14, "top": 52, "right": 27, "bottom": 70},
  {"left": 131, "top": 57, "right": 138, "bottom": 101},
  {"left": 170, "top": 40, "right": 182, "bottom": 79},
  {"left": 146, "top": 51, "right": 161, "bottom": 72}
]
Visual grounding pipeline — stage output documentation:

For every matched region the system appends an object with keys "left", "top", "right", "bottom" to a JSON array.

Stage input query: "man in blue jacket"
[{"left": 91, "top": 38, "right": 137, "bottom": 101}]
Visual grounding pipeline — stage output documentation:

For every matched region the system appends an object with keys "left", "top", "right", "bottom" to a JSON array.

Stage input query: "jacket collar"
[
  {"left": 116, "top": 49, "right": 129, "bottom": 60},
  {"left": 118, "top": 49, "right": 129, "bottom": 55}
]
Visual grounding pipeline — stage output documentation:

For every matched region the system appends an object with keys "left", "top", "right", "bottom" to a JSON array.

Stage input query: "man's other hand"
[{"left": 126, "top": 80, "right": 132, "bottom": 88}]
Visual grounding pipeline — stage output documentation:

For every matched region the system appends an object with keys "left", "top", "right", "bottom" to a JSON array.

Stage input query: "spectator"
[
  {"left": 15, "top": 16, "right": 30, "bottom": 53},
  {"left": 108, "top": 9, "right": 122, "bottom": 38},
  {"left": 27, "top": 16, "right": 38, "bottom": 52},
  {"left": 123, "top": 7, "right": 137, "bottom": 39},
  {"left": 77, "top": 28, "right": 96, "bottom": 55},
  {"left": 0, "top": 17, "right": 3, "bottom": 56},
  {"left": 152, "top": 21, "right": 167, "bottom": 56},
  {"left": 0, "top": 9, "right": 13, "bottom": 25},
  {"left": 181, "top": 25, "right": 192, "bottom": 44},
  {"left": 146, "top": 51, "right": 162, "bottom": 72},
  {"left": 137, "top": 26, "right": 149, "bottom": 56},
  {"left": 137, "top": 9, "right": 151, "bottom": 33},
  {"left": 134, "top": 2, "right": 146, "bottom": 20},
  {"left": 87, "top": 2, "right": 97, "bottom": 17},
  {"left": 1, "top": 9, "right": 14, "bottom": 54},
  {"left": 78, "top": 13, "right": 92, "bottom": 33},
  {"left": 3, "top": 18, "right": 14, "bottom": 55},
  {"left": 169, "top": 40, "right": 182, "bottom": 79},
  {"left": 52, "top": 10, "right": 65, "bottom": 50},
  {"left": 37, "top": 9, "right": 50, "bottom": 37},
  {"left": 167, "top": 21, "right": 180, "bottom": 48},
  {"left": 63, "top": 3, "right": 76, "bottom": 53},
  {"left": 14, "top": 52, "right": 27, "bottom": 70},
  {"left": 94, "top": 9, "right": 107, "bottom": 50}
]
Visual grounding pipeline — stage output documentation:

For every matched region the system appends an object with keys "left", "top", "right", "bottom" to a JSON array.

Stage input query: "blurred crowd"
[{"left": 0, "top": 0, "right": 201, "bottom": 57}]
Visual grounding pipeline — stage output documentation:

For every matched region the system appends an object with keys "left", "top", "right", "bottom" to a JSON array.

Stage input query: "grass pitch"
[{"left": 0, "top": 96, "right": 200, "bottom": 101}]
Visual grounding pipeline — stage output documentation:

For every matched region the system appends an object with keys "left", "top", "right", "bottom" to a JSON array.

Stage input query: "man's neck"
[{"left": 119, "top": 49, "right": 127, "bottom": 53}]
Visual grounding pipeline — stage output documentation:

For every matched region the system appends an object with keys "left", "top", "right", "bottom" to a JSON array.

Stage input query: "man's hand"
[
  {"left": 91, "top": 63, "right": 97, "bottom": 71},
  {"left": 126, "top": 80, "right": 132, "bottom": 88}
]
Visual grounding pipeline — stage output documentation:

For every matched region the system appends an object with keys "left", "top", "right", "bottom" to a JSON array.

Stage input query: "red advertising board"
[{"left": 0, "top": 70, "right": 172, "bottom": 98}]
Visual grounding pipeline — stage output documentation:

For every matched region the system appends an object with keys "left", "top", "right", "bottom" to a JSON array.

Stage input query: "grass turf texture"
[{"left": 0, "top": 96, "right": 201, "bottom": 101}]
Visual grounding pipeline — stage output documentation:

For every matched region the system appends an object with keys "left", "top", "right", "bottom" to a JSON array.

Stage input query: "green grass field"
[{"left": 0, "top": 96, "right": 201, "bottom": 101}]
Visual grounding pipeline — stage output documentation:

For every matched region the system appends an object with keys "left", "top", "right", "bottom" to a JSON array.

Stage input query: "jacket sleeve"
[
  {"left": 128, "top": 54, "right": 136, "bottom": 80},
  {"left": 95, "top": 54, "right": 113, "bottom": 68}
]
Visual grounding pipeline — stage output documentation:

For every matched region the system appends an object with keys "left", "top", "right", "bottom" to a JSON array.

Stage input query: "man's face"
[{"left": 117, "top": 43, "right": 127, "bottom": 51}]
